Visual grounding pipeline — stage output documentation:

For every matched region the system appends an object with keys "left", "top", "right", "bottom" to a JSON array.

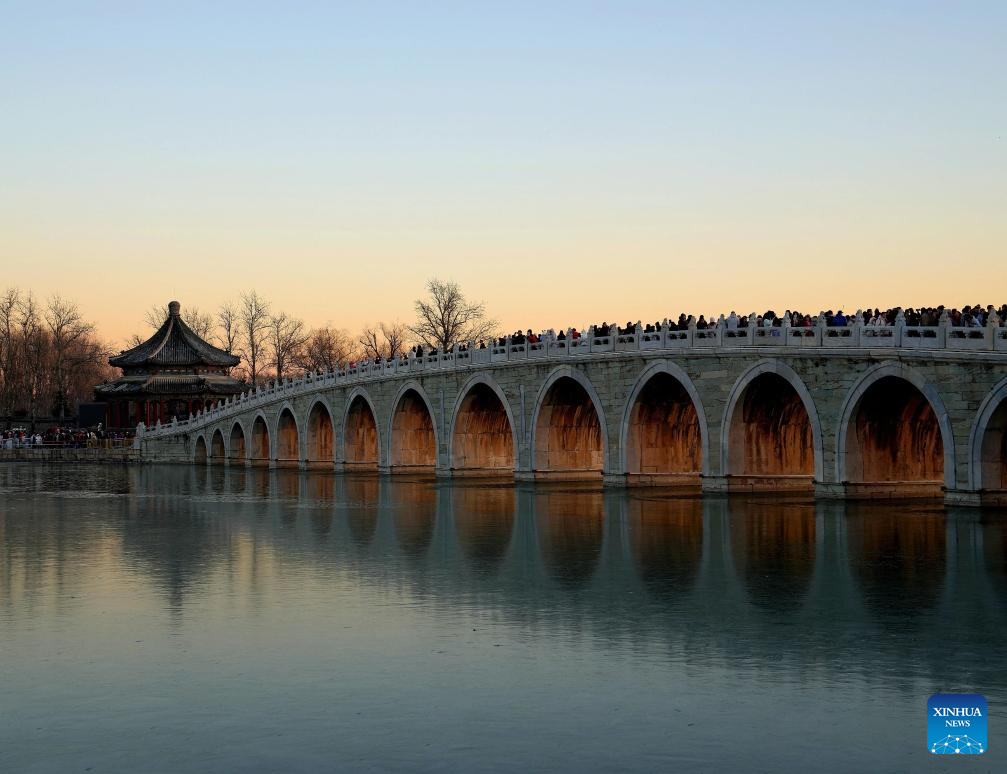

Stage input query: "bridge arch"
[
  {"left": 388, "top": 381, "right": 439, "bottom": 469},
  {"left": 275, "top": 403, "right": 300, "bottom": 466},
  {"left": 228, "top": 420, "right": 247, "bottom": 464},
  {"left": 837, "top": 363, "right": 955, "bottom": 490},
  {"left": 194, "top": 433, "right": 208, "bottom": 464},
  {"left": 343, "top": 387, "right": 381, "bottom": 469},
  {"left": 620, "top": 361, "right": 708, "bottom": 481},
  {"left": 449, "top": 375, "right": 518, "bottom": 473},
  {"left": 305, "top": 397, "right": 335, "bottom": 468},
  {"left": 531, "top": 366, "right": 608, "bottom": 477},
  {"left": 250, "top": 412, "right": 271, "bottom": 465},
  {"left": 210, "top": 428, "right": 226, "bottom": 463},
  {"left": 721, "top": 360, "right": 823, "bottom": 483},
  {"left": 969, "top": 376, "right": 1007, "bottom": 492}
]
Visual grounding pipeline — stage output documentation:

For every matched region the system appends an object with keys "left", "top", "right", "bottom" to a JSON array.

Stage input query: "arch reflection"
[
  {"left": 534, "top": 489, "right": 605, "bottom": 589},
  {"left": 729, "top": 498, "right": 816, "bottom": 611},
  {"left": 453, "top": 485, "right": 515, "bottom": 574},
  {"left": 847, "top": 505, "right": 946, "bottom": 619},
  {"left": 275, "top": 469, "right": 301, "bottom": 500},
  {"left": 304, "top": 473, "right": 335, "bottom": 503},
  {"left": 345, "top": 476, "right": 380, "bottom": 546},
  {"left": 627, "top": 495, "right": 703, "bottom": 600},
  {"left": 391, "top": 480, "right": 437, "bottom": 558}
]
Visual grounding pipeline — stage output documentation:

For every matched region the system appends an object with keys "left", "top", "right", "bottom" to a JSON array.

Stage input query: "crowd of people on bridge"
[
  {"left": 350, "top": 303, "right": 1007, "bottom": 371},
  {"left": 480, "top": 303, "right": 1007, "bottom": 347}
]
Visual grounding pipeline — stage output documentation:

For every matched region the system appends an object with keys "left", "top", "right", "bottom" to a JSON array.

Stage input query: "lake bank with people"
[{"left": 0, "top": 446, "right": 139, "bottom": 463}]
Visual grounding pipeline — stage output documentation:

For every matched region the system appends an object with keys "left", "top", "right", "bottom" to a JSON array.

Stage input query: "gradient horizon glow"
[{"left": 2, "top": 1, "right": 1005, "bottom": 346}]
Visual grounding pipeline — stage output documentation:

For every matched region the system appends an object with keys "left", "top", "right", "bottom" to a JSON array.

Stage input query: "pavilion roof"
[{"left": 110, "top": 301, "right": 240, "bottom": 369}]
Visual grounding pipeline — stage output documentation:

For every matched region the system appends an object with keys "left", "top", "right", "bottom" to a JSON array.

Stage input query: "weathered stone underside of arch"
[
  {"left": 729, "top": 373, "right": 813, "bottom": 489},
  {"left": 980, "top": 399, "right": 1007, "bottom": 491},
  {"left": 391, "top": 391, "right": 436, "bottom": 468},
  {"left": 453, "top": 384, "right": 514, "bottom": 473},
  {"left": 229, "top": 424, "right": 245, "bottom": 463},
  {"left": 344, "top": 397, "right": 378, "bottom": 468},
  {"left": 277, "top": 410, "right": 299, "bottom": 466},
  {"left": 210, "top": 430, "right": 225, "bottom": 462},
  {"left": 306, "top": 404, "right": 333, "bottom": 467},
  {"left": 251, "top": 417, "right": 270, "bottom": 465},
  {"left": 626, "top": 372, "right": 701, "bottom": 484},
  {"left": 535, "top": 377, "right": 603, "bottom": 476},
  {"left": 847, "top": 376, "right": 943, "bottom": 489}
]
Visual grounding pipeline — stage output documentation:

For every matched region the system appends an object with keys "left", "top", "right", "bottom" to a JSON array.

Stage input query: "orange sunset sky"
[{"left": 2, "top": 2, "right": 1004, "bottom": 347}]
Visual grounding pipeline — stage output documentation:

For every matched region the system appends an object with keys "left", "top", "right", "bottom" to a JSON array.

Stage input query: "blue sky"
[{"left": 2, "top": 2, "right": 1004, "bottom": 340}]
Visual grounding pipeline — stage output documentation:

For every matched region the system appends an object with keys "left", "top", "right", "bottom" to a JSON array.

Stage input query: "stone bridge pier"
[{"left": 148, "top": 331, "right": 1007, "bottom": 506}]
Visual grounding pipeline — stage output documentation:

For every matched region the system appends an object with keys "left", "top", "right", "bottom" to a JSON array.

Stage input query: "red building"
[{"left": 96, "top": 301, "right": 243, "bottom": 429}]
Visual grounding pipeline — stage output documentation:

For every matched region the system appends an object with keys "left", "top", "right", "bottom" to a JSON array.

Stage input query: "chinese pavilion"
[{"left": 96, "top": 301, "right": 244, "bottom": 429}]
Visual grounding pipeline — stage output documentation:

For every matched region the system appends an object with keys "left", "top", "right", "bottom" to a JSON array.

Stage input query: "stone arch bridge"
[{"left": 138, "top": 322, "right": 1007, "bottom": 506}]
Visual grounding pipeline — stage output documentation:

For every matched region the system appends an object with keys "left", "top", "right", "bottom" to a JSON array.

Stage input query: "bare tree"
[
  {"left": 0, "top": 287, "right": 20, "bottom": 417},
  {"left": 410, "top": 278, "right": 497, "bottom": 352},
  {"left": 16, "top": 292, "right": 47, "bottom": 425},
  {"left": 0, "top": 286, "right": 112, "bottom": 425},
  {"left": 238, "top": 291, "right": 271, "bottom": 385},
  {"left": 294, "top": 327, "right": 358, "bottom": 374},
  {"left": 215, "top": 301, "right": 241, "bottom": 355},
  {"left": 44, "top": 295, "right": 96, "bottom": 419},
  {"left": 359, "top": 321, "right": 409, "bottom": 361},
  {"left": 144, "top": 303, "right": 214, "bottom": 339},
  {"left": 266, "top": 312, "right": 308, "bottom": 381}
]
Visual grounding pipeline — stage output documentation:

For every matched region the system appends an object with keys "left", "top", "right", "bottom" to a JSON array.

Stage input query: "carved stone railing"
[{"left": 141, "top": 313, "right": 1007, "bottom": 440}]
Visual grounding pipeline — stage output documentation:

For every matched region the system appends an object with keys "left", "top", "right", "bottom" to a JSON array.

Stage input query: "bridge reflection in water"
[{"left": 2, "top": 463, "right": 1006, "bottom": 771}]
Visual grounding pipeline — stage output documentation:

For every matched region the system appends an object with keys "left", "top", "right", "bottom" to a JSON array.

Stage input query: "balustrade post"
[
  {"left": 747, "top": 313, "right": 757, "bottom": 345},
  {"left": 938, "top": 309, "right": 950, "bottom": 348},
  {"left": 686, "top": 316, "right": 696, "bottom": 347},
  {"left": 987, "top": 311, "right": 1000, "bottom": 350},
  {"left": 853, "top": 309, "right": 864, "bottom": 347},
  {"left": 715, "top": 315, "right": 725, "bottom": 346},
  {"left": 894, "top": 309, "right": 906, "bottom": 347},
  {"left": 814, "top": 312, "right": 826, "bottom": 346},
  {"left": 506, "top": 335, "right": 513, "bottom": 360}
]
